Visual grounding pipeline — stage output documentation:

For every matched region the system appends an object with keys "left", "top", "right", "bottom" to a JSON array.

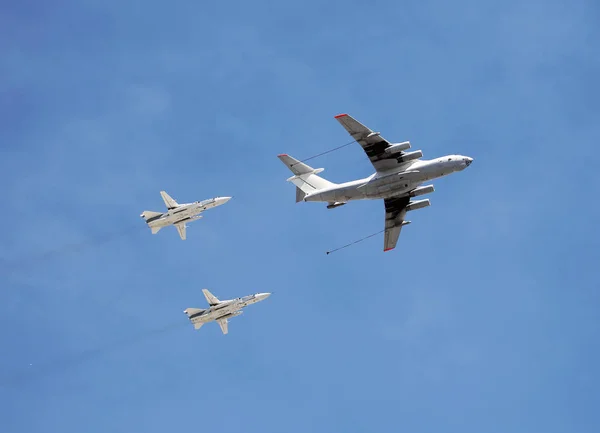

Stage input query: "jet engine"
[
  {"left": 409, "top": 185, "right": 435, "bottom": 197},
  {"left": 173, "top": 215, "right": 203, "bottom": 225},
  {"left": 327, "top": 202, "right": 346, "bottom": 209},
  {"left": 173, "top": 217, "right": 191, "bottom": 224},
  {"left": 396, "top": 150, "right": 423, "bottom": 163},
  {"left": 384, "top": 141, "right": 411, "bottom": 154},
  {"left": 218, "top": 310, "right": 243, "bottom": 320},
  {"left": 406, "top": 199, "right": 430, "bottom": 212}
]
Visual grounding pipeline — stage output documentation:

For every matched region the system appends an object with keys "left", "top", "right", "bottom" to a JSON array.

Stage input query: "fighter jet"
[
  {"left": 278, "top": 113, "right": 474, "bottom": 252},
  {"left": 140, "top": 191, "right": 231, "bottom": 240},
  {"left": 184, "top": 289, "right": 271, "bottom": 334}
]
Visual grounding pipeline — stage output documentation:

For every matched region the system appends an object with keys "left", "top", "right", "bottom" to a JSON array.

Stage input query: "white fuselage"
[
  {"left": 304, "top": 155, "right": 472, "bottom": 202},
  {"left": 146, "top": 197, "right": 230, "bottom": 228},
  {"left": 188, "top": 293, "right": 271, "bottom": 326}
]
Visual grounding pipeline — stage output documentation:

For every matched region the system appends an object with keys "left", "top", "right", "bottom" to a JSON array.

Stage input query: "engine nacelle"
[
  {"left": 173, "top": 217, "right": 192, "bottom": 224},
  {"left": 384, "top": 141, "right": 411, "bottom": 154},
  {"left": 409, "top": 185, "right": 435, "bottom": 198},
  {"left": 326, "top": 202, "right": 346, "bottom": 209},
  {"left": 396, "top": 150, "right": 423, "bottom": 163},
  {"left": 218, "top": 310, "right": 243, "bottom": 320},
  {"left": 406, "top": 199, "right": 430, "bottom": 212}
]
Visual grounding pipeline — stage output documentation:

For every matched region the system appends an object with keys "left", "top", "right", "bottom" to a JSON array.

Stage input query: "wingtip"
[
  {"left": 383, "top": 247, "right": 394, "bottom": 252},
  {"left": 277, "top": 153, "right": 288, "bottom": 157},
  {"left": 334, "top": 113, "right": 348, "bottom": 119}
]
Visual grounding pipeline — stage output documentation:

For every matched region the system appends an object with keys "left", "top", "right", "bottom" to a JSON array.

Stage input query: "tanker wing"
[{"left": 382, "top": 195, "right": 431, "bottom": 252}]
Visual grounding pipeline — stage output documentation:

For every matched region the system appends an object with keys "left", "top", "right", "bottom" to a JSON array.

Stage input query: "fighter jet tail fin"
[{"left": 278, "top": 154, "right": 336, "bottom": 197}]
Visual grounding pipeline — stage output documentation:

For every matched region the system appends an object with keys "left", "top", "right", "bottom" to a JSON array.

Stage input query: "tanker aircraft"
[{"left": 278, "top": 113, "right": 473, "bottom": 252}]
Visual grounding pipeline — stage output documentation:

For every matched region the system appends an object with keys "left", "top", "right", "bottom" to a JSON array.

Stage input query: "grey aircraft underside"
[
  {"left": 140, "top": 191, "right": 231, "bottom": 240},
  {"left": 278, "top": 113, "right": 473, "bottom": 252},
  {"left": 184, "top": 289, "right": 271, "bottom": 334}
]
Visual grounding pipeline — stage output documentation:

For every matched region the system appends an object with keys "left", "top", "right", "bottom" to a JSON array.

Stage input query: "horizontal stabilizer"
[
  {"left": 184, "top": 308, "right": 204, "bottom": 317},
  {"left": 278, "top": 154, "right": 317, "bottom": 176},
  {"left": 141, "top": 210, "right": 162, "bottom": 221},
  {"left": 296, "top": 186, "right": 306, "bottom": 203},
  {"left": 184, "top": 308, "right": 205, "bottom": 330},
  {"left": 217, "top": 318, "right": 229, "bottom": 334},
  {"left": 278, "top": 154, "right": 336, "bottom": 195}
]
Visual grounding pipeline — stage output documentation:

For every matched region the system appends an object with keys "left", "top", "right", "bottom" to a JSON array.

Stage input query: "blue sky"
[{"left": 1, "top": 0, "right": 599, "bottom": 432}]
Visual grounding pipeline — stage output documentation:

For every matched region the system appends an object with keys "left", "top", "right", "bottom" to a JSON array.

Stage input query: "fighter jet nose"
[
  {"left": 257, "top": 292, "right": 271, "bottom": 300},
  {"left": 464, "top": 157, "right": 473, "bottom": 167}
]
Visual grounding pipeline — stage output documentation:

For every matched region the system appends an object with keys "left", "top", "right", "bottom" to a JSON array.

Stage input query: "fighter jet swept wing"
[
  {"left": 334, "top": 113, "right": 418, "bottom": 173},
  {"left": 174, "top": 222, "right": 186, "bottom": 240},
  {"left": 216, "top": 318, "right": 229, "bottom": 334},
  {"left": 160, "top": 190, "right": 179, "bottom": 210},
  {"left": 202, "top": 289, "right": 220, "bottom": 306}
]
